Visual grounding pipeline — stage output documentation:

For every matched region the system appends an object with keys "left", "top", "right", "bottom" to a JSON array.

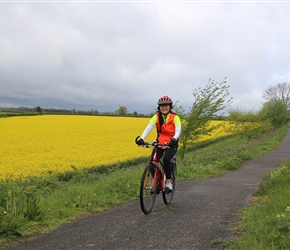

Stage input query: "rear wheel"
[
  {"left": 140, "top": 164, "right": 158, "bottom": 214},
  {"left": 162, "top": 159, "right": 176, "bottom": 205}
]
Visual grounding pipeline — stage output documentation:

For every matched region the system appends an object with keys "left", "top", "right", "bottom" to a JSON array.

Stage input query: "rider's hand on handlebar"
[
  {"left": 169, "top": 138, "right": 177, "bottom": 147},
  {"left": 136, "top": 138, "right": 145, "bottom": 146}
]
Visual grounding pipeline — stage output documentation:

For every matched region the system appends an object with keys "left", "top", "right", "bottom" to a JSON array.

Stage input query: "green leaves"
[{"left": 179, "top": 77, "right": 232, "bottom": 159}]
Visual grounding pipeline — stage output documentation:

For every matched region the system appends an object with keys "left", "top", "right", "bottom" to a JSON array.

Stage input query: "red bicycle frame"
[{"left": 150, "top": 148, "right": 166, "bottom": 193}]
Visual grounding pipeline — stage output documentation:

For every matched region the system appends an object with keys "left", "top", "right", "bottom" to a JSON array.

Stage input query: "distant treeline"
[
  {"left": 0, "top": 106, "right": 227, "bottom": 120},
  {"left": 0, "top": 106, "right": 152, "bottom": 118}
]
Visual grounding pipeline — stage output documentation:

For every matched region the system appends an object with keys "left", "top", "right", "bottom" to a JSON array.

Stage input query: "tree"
[
  {"left": 227, "top": 108, "right": 272, "bottom": 140},
  {"left": 89, "top": 109, "right": 99, "bottom": 115},
  {"left": 179, "top": 77, "right": 232, "bottom": 160},
  {"left": 262, "top": 82, "right": 290, "bottom": 109},
  {"left": 35, "top": 106, "right": 42, "bottom": 114},
  {"left": 115, "top": 106, "right": 128, "bottom": 116},
  {"left": 259, "top": 99, "right": 289, "bottom": 128}
]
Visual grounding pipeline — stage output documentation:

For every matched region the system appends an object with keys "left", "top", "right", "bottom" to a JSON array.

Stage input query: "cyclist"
[{"left": 136, "top": 95, "right": 182, "bottom": 191}]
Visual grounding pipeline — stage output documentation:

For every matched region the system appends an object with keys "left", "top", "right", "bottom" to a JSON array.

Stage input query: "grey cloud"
[{"left": 0, "top": 2, "right": 290, "bottom": 113}]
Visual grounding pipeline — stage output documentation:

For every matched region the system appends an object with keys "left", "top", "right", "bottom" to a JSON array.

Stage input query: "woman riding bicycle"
[{"left": 136, "top": 95, "right": 182, "bottom": 191}]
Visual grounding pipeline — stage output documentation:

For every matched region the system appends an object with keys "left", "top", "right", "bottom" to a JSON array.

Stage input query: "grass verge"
[{"left": 228, "top": 153, "right": 290, "bottom": 249}]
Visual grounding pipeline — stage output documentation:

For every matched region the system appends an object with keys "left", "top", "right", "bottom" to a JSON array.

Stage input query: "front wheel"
[
  {"left": 140, "top": 164, "right": 158, "bottom": 214},
  {"left": 162, "top": 160, "right": 176, "bottom": 205}
]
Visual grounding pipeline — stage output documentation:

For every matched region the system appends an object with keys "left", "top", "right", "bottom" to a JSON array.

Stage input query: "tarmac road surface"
[{"left": 5, "top": 129, "right": 290, "bottom": 250}]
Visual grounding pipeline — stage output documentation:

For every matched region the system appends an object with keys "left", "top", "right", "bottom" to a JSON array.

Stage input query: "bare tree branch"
[{"left": 262, "top": 82, "right": 290, "bottom": 108}]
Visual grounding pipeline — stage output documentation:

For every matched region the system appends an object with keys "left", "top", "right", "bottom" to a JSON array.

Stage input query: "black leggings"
[{"left": 151, "top": 146, "right": 177, "bottom": 179}]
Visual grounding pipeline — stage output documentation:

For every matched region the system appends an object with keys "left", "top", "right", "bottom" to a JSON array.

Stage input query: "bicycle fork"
[{"left": 143, "top": 165, "right": 158, "bottom": 193}]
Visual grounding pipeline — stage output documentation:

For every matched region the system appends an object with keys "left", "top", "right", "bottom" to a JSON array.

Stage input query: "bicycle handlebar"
[{"left": 135, "top": 136, "right": 170, "bottom": 148}]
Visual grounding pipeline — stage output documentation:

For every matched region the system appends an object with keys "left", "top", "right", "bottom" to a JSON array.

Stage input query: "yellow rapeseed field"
[
  {"left": 198, "top": 120, "right": 232, "bottom": 141},
  {"left": 0, "top": 115, "right": 157, "bottom": 180},
  {"left": 0, "top": 115, "right": 230, "bottom": 181}
]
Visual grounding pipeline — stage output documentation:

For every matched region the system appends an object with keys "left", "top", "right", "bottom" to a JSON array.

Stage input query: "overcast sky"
[{"left": 0, "top": 1, "right": 289, "bottom": 114}]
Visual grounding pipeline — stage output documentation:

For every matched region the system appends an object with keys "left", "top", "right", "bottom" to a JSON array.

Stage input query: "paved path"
[{"left": 5, "top": 129, "right": 290, "bottom": 250}]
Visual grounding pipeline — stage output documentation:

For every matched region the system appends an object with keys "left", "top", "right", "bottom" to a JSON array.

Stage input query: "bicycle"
[{"left": 136, "top": 137, "right": 177, "bottom": 214}]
